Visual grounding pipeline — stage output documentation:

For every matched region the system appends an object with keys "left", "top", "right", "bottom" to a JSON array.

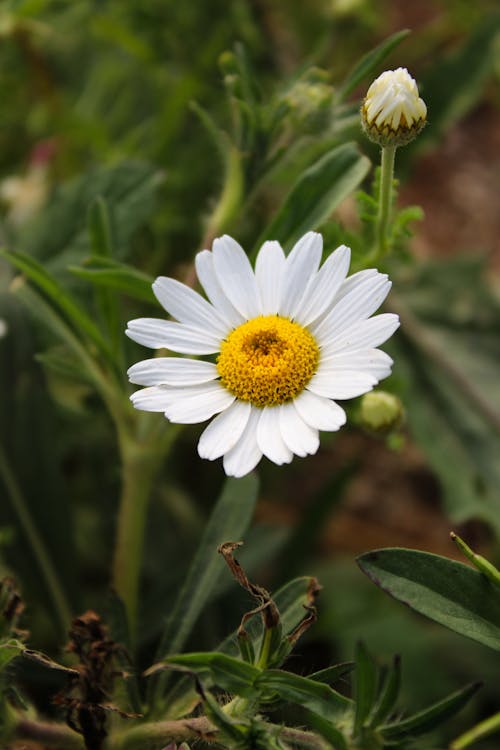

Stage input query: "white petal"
[
  {"left": 163, "top": 382, "right": 235, "bottom": 424},
  {"left": 256, "top": 407, "right": 293, "bottom": 465},
  {"left": 152, "top": 277, "right": 229, "bottom": 336},
  {"left": 307, "top": 370, "right": 377, "bottom": 399},
  {"left": 212, "top": 235, "right": 260, "bottom": 319},
  {"left": 223, "top": 408, "right": 263, "bottom": 477},
  {"left": 126, "top": 318, "right": 221, "bottom": 354},
  {"left": 311, "top": 274, "right": 392, "bottom": 345},
  {"left": 280, "top": 232, "right": 322, "bottom": 319},
  {"left": 294, "top": 245, "right": 351, "bottom": 326},
  {"left": 195, "top": 250, "right": 244, "bottom": 329},
  {"left": 294, "top": 390, "right": 346, "bottom": 432},
  {"left": 198, "top": 400, "right": 251, "bottom": 460},
  {"left": 322, "top": 313, "right": 400, "bottom": 355},
  {"left": 127, "top": 358, "right": 218, "bottom": 386},
  {"left": 335, "top": 268, "right": 379, "bottom": 303},
  {"left": 255, "top": 241, "right": 286, "bottom": 314},
  {"left": 279, "top": 402, "right": 320, "bottom": 458},
  {"left": 319, "top": 349, "right": 393, "bottom": 379},
  {"left": 130, "top": 385, "right": 171, "bottom": 412}
]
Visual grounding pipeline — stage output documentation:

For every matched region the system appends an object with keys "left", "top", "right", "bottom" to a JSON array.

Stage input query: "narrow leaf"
[
  {"left": 69, "top": 258, "right": 155, "bottom": 303},
  {"left": 88, "top": 196, "right": 114, "bottom": 258},
  {"left": 358, "top": 548, "right": 500, "bottom": 651},
  {"left": 353, "top": 642, "right": 378, "bottom": 733},
  {"left": 309, "top": 663, "right": 354, "bottom": 687},
  {"left": 165, "top": 652, "right": 260, "bottom": 698},
  {"left": 256, "top": 669, "right": 352, "bottom": 720},
  {"left": 2, "top": 250, "right": 110, "bottom": 357},
  {"left": 368, "top": 655, "right": 401, "bottom": 727},
  {"left": 337, "top": 29, "right": 411, "bottom": 100},
  {"left": 381, "top": 682, "right": 480, "bottom": 739},
  {"left": 150, "top": 475, "right": 258, "bottom": 706},
  {"left": 257, "top": 143, "right": 370, "bottom": 251}
]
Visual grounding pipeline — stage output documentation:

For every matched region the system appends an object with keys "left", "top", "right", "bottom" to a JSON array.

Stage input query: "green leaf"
[
  {"left": 17, "top": 161, "right": 163, "bottom": 272},
  {"left": 418, "top": 14, "right": 500, "bottom": 141},
  {"left": 165, "top": 652, "right": 260, "bottom": 698},
  {"left": 69, "top": 257, "right": 155, "bottom": 304},
  {"left": 357, "top": 548, "right": 500, "bottom": 651},
  {"left": 309, "top": 663, "right": 354, "bottom": 687},
  {"left": 88, "top": 196, "right": 114, "bottom": 258},
  {"left": 380, "top": 682, "right": 480, "bottom": 740},
  {"left": 156, "top": 475, "right": 258, "bottom": 659},
  {"left": 150, "top": 475, "right": 258, "bottom": 706},
  {"left": 368, "top": 655, "right": 401, "bottom": 727},
  {"left": 1, "top": 249, "right": 111, "bottom": 358},
  {"left": 337, "top": 29, "right": 411, "bottom": 100},
  {"left": 0, "top": 639, "right": 25, "bottom": 670},
  {"left": 255, "top": 669, "right": 352, "bottom": 720},
  {"left": 353, "top": 642, "right": 378, "bottom": 733},
  {"left": 256, "top": 143, "right": 370, "bottom": 251}
]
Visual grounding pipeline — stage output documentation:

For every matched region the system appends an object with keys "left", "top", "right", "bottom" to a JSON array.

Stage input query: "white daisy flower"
[{"left": 126, "top": 232, "right": 399, "bottom": 477}]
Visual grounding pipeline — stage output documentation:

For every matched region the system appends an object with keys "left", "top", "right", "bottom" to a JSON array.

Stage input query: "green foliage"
[{"left": 358, "top": 548, "right": 500, "bottom": 651}]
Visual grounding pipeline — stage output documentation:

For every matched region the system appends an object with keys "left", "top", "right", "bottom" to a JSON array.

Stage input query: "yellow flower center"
[{"left": 217, "top": 315, "right": 320, "bottom": 407}]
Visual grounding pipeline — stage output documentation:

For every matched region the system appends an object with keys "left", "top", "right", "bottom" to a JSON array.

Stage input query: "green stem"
[
  {"left": 374, "top": 145, "right": 396, "bottom": 261},
  {"left": 451, "top": 711, "right": 500, "bottom": 749},
  {"left": 110, "top": 716, "right": 326, "bottom": 750},
  {"left": 0, "top": 443, "right": 71, "bottom": 633},
  {"left": 112, "top": 425, "right": 178, "bottom": 641}
]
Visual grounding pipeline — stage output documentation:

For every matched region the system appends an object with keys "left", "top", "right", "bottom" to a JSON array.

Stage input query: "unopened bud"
[
  {"left": 361, "top": 67, "right": 427, "bottom": 147},
  {"left": 359, "top": 391, "right": 404, "bottom": 434}
]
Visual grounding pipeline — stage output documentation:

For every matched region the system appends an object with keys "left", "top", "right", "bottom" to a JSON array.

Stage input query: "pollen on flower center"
[{"left": 217, "top": 315, "right": 320, "bottom": 407}]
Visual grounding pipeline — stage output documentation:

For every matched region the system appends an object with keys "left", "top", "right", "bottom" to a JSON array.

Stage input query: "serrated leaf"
[
  {"left": 255, "top": 669, "right": 352, "bottom": 720},
  {"left": 257, "top": 143, "right": 370, "bottom": 251},
  {"left": 337, "top": 29, "right": 411, "bottom": 100},
  {"left": 358, "top": 548, "right": 500, "bottom": 651},
  {"left": 380, "top": 682, "right": 480, "bottom": 740}
]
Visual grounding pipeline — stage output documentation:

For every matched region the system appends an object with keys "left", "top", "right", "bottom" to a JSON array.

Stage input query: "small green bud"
[
  {"left": 361, "top": 67, "right": 427, "bottom": 147},
  {"left": 359, "top": 391, "right": 404, "bottom": 434}
]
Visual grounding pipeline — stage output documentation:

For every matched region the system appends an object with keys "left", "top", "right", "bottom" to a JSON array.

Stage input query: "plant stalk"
[{"left": 374, "top": 145, "right": 396, "bottom": 261}]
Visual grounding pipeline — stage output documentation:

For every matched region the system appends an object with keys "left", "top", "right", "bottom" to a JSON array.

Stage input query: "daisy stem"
[
  {"left": 374, "top": 145, "right": 396, "bottom": 261},
  {"left": 112, "top": 426, "right": 176, "bottom": 642}
]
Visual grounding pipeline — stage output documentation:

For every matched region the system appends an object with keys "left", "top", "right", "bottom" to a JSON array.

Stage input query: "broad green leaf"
[
  {"left": 69, "top": 257, "right": 155, "bottom": 304},
  {"left": 1, "top": 250, "right": 111, "bottom": 358},
  {"left": 380, "top": 682, "right": 480, "bottom": 740},
  {"left": 165, "top": 652, "right": 260, "bottom": 698},
  {"left": 256, "top": 669, "right": 351, "bottom": 720},
  {"left": 358, "top": 548, "right": 500, "bottom": 651},
  {"left": 256, "top": 143, "right": 370, "bottom": 251},
  {"left": 353, "top": 642, "right": 377, "bottom": 733},
  {"left": 337, "top": 29, "right": 411, "bottom": 100}
]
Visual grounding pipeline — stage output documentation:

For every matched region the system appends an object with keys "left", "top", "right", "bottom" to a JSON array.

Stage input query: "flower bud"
[
  {"left": 359, "top": 391, "right": 404, "bottom": 434},
  {"left": 361, "top": 67, "right": 427, "bottom": 147}
]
